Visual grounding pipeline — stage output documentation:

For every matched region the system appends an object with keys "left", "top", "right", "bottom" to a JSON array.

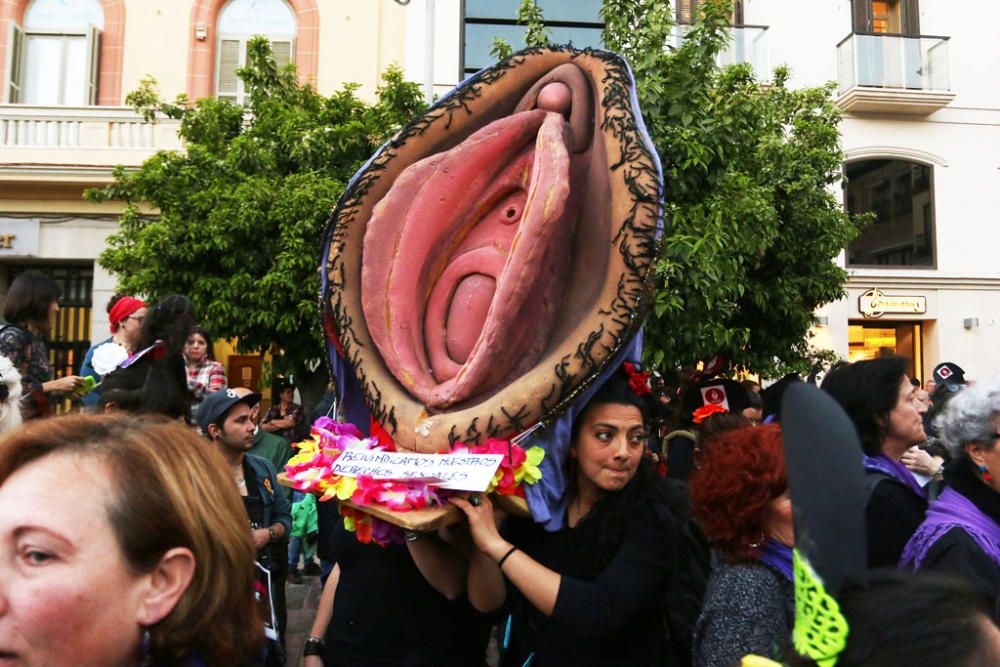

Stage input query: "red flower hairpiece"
[
  {"left": 624, "top": 362, "right": 652, "bottom": 397},
  {"left": 692, "top": 403, "right": 728, "bottom": 424}
]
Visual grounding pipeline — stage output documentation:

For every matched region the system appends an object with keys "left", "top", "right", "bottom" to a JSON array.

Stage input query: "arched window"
[
  {"left": 845, "top": 158, "right": 935, "bottom": 267},
  {"left": 216, "top": 0, "right": 296, "bottom": 104},
  {"left": 7, "top": 0, "right": 104, "bottom": 105}
]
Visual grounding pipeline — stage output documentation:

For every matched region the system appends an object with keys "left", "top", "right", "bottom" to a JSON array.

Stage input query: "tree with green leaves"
[
  {"left": 499, "top": 0, "right": 865, "bottom": 379},
  {"left": 88, "top": 37, "right": 425, "bottom": 399}
]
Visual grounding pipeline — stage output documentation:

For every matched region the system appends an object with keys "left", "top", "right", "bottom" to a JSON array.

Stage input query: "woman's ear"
[
  {"left": 966, "top": 442, "right": 987, "bottom": 468},
  {"left": 137, "top": 547, "right": 196, "bottom": 627}
]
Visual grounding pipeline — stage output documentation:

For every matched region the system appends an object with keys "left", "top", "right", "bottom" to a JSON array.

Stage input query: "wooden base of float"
[{"left": 277, "top": 473, "right": 530, "bottom": 532}]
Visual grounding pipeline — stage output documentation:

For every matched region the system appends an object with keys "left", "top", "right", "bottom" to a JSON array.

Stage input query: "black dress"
[
  {"left": 498, "top": 505, "right": 677, "bottom": 667},
  {"left": 322, "top": 522, "right": 490, "bottom": 667}
]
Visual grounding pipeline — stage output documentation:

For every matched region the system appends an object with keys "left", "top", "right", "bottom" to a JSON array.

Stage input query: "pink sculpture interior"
[{"left": 362, "top": 74, "right": 595, "bottom": 411}]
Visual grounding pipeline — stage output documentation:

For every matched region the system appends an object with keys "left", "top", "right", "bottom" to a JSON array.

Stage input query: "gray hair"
[
  {"left": 935, "top": 376, "right": 1000, "bottom": 457},
  {"left": 0, "top": 355, "right": 22, "bottom": 434}
]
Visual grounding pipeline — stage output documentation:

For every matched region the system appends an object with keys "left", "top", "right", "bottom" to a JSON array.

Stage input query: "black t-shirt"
[
  {"left": 241, "top": 458, "right": 264, "bottom": 530},
  {"left": 499, "top": 507, "right": 677, "bottom": 667},
  {"left": 323, "top": 521, "right": 490, "bottom": 667}
]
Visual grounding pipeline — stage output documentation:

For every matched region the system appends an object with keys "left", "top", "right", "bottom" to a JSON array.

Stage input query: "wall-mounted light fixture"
[
  {"left": 964, "top": 318, "right": 980, "bottom": 330},
  {"left": 816, "top": 316, "right": 830, "bottom": 327},
  {"left": 195, "top": 23, "right": 208, "bottom": 41}
]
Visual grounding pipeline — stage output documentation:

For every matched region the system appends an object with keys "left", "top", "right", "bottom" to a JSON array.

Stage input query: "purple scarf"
[
  {"left": 901, "top": 487, "right": 1000, "bottom": 569},
  {"left": 756, "top": 539, "right": 794, "bottom": 582},
  {"left": 864, "top": 453, "right": 927, "bottom": 499}
]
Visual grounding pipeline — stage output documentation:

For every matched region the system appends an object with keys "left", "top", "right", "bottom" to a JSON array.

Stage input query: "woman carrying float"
[{"left": 286, "top": 43, "right": 673, "bottom": 666}]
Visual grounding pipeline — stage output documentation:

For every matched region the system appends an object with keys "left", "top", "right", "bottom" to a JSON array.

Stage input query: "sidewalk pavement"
[{"left": 285, "top": 572, "right": 323, "bottom": 666}]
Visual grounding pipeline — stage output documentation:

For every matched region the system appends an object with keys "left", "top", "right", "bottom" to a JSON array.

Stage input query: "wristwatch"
[
  {"left": 303, "top": 636, "right": 325, "bottom": 657},
  {"left": 268, "top": 526, "right": 278, "bottom": 542}
]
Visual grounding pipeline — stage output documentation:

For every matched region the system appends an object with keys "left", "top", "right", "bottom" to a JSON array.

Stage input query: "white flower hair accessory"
[{"left": 91, "top": 341, "right": 130, "bottom": 375}]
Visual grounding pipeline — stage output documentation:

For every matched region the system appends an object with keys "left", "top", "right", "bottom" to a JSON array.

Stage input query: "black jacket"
[
  {"left": 864, "top": 471, "right": 928, "bottom": 568},
  {"left": 919, "top": 459, "right": 1000, "bottom": 621}
]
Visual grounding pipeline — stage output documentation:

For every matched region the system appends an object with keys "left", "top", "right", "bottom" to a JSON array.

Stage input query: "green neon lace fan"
[{"left": 757, "top": 382, "right": 868, "bottom": 667}]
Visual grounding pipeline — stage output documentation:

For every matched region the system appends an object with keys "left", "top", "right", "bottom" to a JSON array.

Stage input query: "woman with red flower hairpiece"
[
  {"left": 689, "top": 424, "right": 794, "bottom": 667},
  {"left": 453, "top": 365, "right": 687, "bottom": 666}
]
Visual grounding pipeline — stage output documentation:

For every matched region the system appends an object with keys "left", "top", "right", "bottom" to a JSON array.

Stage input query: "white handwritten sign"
[{"left": 331, "top": 450, "right": 504, "bottom": 492}]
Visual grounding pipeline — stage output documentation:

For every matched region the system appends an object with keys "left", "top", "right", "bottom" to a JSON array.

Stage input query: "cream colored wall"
[
  {"left": 116, "top": 0, "right": 413, "bottom": 104},
  {"left": 314, "top": 0, "right": 407, "bottom": 100},
  {"left": 120, "top": 1, "right": 191, "bottom": 101}
]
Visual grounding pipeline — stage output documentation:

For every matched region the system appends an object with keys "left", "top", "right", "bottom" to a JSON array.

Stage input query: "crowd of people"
[{"left": 1, "top": 268, "right": 1000, "bottom": 666}]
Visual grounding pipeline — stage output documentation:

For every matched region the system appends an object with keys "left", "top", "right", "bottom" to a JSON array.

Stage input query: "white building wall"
[{"left": 409, "top": 0, "right": 1000, "bottom": 381}]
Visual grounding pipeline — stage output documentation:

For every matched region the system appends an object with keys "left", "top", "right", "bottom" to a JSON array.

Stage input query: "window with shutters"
[
  {"left": 676, "top": 0, "right": 744, "bottom": 25},
  {"left": 4, "top": 0, "right": 103, "bottom": 105},
  {"left": 216, "top": 0, "right": 296, "bottom": 105},
  {"left": 852, "top": 0, "right": 919, "bottom": 35}
]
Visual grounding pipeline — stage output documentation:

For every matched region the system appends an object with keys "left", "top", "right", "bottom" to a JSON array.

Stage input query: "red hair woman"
[{"left": 689, "top": 424, "right": 794, "bottom": 667}]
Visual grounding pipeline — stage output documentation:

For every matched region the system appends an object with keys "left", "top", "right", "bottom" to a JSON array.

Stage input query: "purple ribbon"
[
  {"left": 756, "top": 539, "right": 794, "bottom": 582},
  {"left": 864, "top": 453, "right": 927, "bottom": 499},
  {"left": 901, "top": 487, "right": 1000, "bottom": 569}
]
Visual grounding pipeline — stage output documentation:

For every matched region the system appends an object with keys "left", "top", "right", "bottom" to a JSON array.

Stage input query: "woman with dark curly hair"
[
  {"left": 455, "top": 365, "right": 685, "bottom": 666},
  {"left": 690, "top": 424, "right": 793, "bottom": 667},
  {"left": 0, "top": 271, "right": 83, "bottom": 419},
  {"left": 821, "top": 357, "right": 929, "bottom": 567},
  {"left": 99, "top": 295, "right": 195, "bottom": 420}
]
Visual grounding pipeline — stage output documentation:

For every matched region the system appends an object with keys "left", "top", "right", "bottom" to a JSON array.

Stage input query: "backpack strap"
[{"left": 661, "top": 429, "right": 697, "bottom": 460}]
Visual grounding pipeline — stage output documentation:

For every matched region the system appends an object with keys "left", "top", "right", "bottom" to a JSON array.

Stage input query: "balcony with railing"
[
  {"left": 674, "top": 25, "right": 770, "bottom": 77},
  {"left": 0, "top": 106, "right": 182, "bottom": 178},
  {"left": 836, "top": 33, "right": 955, "bottom": 114}
]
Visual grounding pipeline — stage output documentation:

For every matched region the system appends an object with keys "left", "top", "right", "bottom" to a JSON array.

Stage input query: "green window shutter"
[
  {"left": 900, "top": 0, "right": 920, "bottom": 35},
  {"left": 85, "top": 24, "right": 100, "bottom": 105},
  {"left": 5, "top": 22, "right": 24, "bottom": 103},
  {"left": 271, "top": 39, "right": 293, "bottom": 68},
  {"left": 217, "top": 38, "right": 241, "bottom": 97},
  {"left": 852, "top": 0, "right": 872, "bottom": 32}
]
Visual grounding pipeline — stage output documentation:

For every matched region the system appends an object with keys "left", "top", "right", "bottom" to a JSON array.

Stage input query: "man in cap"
[
  {"left": 232, "top": 387, "right": 297, "bottom": 631},
  {"left": 197, "top": 389, "right": 291, "bottom": 646},
  {"left": 932, "top": 362, "right": 966, "bottom": 391},
  {"left": 925, "top": 362, "right": 968, "bottom": 437}
]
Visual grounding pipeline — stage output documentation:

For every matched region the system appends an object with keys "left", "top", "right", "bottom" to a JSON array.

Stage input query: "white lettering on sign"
[
  {"left": 331, "top": 449, "right": 504, "bottom": 492},
  {"left": 859, "top": 288, "right": 926, "bottom": 319},
  {"left": 0, "top": 219, "right": 40, "bottom": 257}
]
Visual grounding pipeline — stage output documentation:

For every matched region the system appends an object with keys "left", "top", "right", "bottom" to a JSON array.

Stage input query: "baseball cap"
[
  {"left": 932, "top": 362, "right": 966, "bottom": 387},
  {"left": 196, "top": 388, "right": 261, "bottom": 433}
]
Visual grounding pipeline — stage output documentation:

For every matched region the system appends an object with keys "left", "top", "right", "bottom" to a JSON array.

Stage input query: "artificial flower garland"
[
  {"left": 692, "top": 403, "right": 728, "bottom": 424},
  {"left": 285, "top": 416, "right": 544, "bottom": 546}
]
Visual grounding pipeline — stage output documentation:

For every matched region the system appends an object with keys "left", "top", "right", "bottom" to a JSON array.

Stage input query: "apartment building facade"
[
  {"left": 402, "top": 0, "right": 1000, "bottom": 383},
  {"left": 2, "top": 0, "right": 998, "bottom": 383},
  {"left": 0, "top": 0, "right": 410, "bottom": 379}
]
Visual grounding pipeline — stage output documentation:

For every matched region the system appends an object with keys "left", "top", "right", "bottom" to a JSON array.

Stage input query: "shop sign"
[
  {"left": 858, "top": 287, "right": 926, "bottom": 319},
  {"left": 0, "top": 219, "right": 40, "bottom": 257}
]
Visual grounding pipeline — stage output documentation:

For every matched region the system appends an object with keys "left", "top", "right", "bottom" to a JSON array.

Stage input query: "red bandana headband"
[{"left": 108, "top": 297, "right": 147, "bottom": 333}]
